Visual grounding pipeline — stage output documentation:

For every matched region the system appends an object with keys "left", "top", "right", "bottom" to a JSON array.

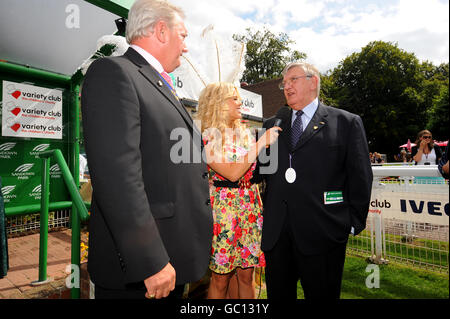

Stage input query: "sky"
[{"left": 170, "top": 0, "right": 449, "bottom": 74}]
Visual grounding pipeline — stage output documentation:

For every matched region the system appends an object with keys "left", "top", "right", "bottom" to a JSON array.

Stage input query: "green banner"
[{"left": 0, "top": 77, "right": 70, "bottom": 209}]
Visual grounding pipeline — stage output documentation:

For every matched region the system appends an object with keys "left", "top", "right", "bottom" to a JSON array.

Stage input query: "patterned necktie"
[
  {"left": 161, "top": 71, "right": 174, "bottom": 89},
  {"left": 290, "top": 110, "right": 304, "bottom": 150}
]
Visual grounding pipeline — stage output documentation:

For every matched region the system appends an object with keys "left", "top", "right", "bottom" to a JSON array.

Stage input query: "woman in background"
[
  {"left": 197, "top": 82, "right": 280, "bottom": 299},
  {"left": 412, "top": 130, "right": 442, "bottom": 165}
]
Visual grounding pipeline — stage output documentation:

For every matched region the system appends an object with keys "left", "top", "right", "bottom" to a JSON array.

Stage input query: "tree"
[
  {"left": 427, "top": 84, "right": 449, "bottom": 141},
  {"left": 233, "top": 27, "right": 307, "bottom": 84},
  {"left": 325, "top": 41, "right": 447, "bottom": 158}
]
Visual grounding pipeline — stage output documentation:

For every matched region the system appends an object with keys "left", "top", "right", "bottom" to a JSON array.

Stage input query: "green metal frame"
[
  {"left": 36, "top": 149, "right": 89, "bottom": 298},
  {"left": 1, "top": 0, "right": 132, "bottom": 299}
]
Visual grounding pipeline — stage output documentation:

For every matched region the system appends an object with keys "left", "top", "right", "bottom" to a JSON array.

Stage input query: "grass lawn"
[{"left": 257, "top": 254, "right": 449, "bottom": 299}]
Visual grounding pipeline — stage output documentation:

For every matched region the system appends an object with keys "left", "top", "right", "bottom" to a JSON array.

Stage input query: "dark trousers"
[
  {"left": 94, "top": 282, "right": 185, "bottom": 299},
  {"left": 264, "top": 220, "right": 347, "bottom": 300}
]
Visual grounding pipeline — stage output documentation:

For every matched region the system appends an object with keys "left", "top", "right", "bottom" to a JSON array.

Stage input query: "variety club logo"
[
  {"left": 11, "top": 90, "right": 21, "bottom": 99},
  {"left": 10, "top": 107, "right": 21, "bottom": 116},
  {"left": 0, "top": 142, "right": 18, "bottom": 159},
  {"left": 11, "top": 163, "right": 35, "bottom": 180}
]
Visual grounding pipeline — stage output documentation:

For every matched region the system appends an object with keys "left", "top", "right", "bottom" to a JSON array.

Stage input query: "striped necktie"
[
  {"left": 161, "top": 71, "right": 174, "bottom": 89},
  {"left": 290, "top": 110, "right": 304, "bottom": 150}
]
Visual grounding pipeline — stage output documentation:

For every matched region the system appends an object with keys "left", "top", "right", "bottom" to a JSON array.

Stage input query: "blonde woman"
[{"left": 197, "top": 82, "right": 281, "bottom": 299}]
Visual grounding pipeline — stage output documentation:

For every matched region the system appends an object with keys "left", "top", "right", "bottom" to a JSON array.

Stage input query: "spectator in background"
[
  {"left": 373, "top": 152, "right": 384, "bottom": 164},
  {"left": 412, "top": 130, "right": 442, "bottom": 165},
  {"left": 399, "top": 148, "right": 412, "bottom": 163},
  {"left": 438, "top": 145, "right": 449, "bottom": 179},
  {"left": 369, "top": 152, "right": 374, "bottom": 163}
]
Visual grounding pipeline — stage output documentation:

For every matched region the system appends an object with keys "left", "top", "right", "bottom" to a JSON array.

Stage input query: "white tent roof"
[{"left": 0, "top": 0, "right": 127, "bottom": 76}]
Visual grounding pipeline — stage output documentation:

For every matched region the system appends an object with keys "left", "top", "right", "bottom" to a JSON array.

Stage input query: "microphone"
[
  {"left": 273, "top": 105, "right": 291, "bottom": 127},
  {"left": 261, "top": 106, "right": 291, "bottom": 148}
]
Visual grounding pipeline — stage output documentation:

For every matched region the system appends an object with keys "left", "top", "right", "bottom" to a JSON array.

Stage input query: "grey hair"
[
  {"left": 282, "top": 61, "right": 321, "bottom": 96},
  {"left": 126, "top": 0, "right": 185, "bottom": 44}
]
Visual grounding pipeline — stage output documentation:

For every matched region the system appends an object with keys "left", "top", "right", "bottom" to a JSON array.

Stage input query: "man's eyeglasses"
[
  {"left": 279, "top": 75, "right": 312, "bottom": 90},
  {"left": 422, "top": 136, "right": 432, "bottom": 139}
]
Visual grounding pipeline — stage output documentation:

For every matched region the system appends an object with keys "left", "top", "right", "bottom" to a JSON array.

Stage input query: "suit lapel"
[
  {"left": 292, "top": 103, "right": 328, "bottom": 152},
  {"left": 124, "top": 48, "right": 197, "bottom": 135},
  {"left": 280, "top": 109, "right": 293, "bottom": 151}
]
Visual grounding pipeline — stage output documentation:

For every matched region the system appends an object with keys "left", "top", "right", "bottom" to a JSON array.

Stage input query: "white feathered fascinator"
[
  {"left": 172, "top": 24, "right": 246, "bottom": 100},
  {"left": 79, "top": 35, "right": 129, "bottom": 75}
]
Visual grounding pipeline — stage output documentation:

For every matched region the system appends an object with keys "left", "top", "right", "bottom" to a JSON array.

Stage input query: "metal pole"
[
  {"left": 4, "top": 201, "right": 74, "bottom": 217},
  {"left": 71, "top": 84, "right": 82, "bottom": 299},
  {"left": 0, "top": 61, "right": 70, "bottom": 88},
  {"left": 374, "top": 213, "right": 383, "bottom": 263},
  {"left": 32, "top": 157, "right": 52, "bottom": 286}
]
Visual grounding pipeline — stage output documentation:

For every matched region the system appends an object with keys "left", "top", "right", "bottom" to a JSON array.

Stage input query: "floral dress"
[{"left": 205, "top": 129, "right": 265, "bottom": 274}]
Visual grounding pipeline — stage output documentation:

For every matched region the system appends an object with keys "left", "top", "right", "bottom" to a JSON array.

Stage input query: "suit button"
[{"left": 205, "top": 199, "right": 211, "bottom": 206}]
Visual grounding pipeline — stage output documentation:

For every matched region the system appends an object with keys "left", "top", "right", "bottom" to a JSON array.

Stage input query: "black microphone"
[{"left": 273, "top": 105, "right": 291, "bottom": 127}]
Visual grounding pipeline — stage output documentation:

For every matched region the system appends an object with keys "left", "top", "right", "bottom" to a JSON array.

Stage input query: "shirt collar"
[
  {"left": 292, "top": 97, "right": 319, "bottom": 119},
  {"left": 130, "top": 44, "right": 164, "bottom": 74}
]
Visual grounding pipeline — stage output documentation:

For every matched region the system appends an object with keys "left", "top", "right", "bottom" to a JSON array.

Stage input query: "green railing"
[
  {"left": 4, "top": 149, "right": 90, "bottom": 299},
  {"left": 38, "top": 149, "right": 90, "bottom": 298}
]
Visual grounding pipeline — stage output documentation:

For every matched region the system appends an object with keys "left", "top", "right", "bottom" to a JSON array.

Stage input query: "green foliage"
[
  {"left": 426, "top": 66, "right": 449, "bottom": 140},
  {"left": 233, "top": 27, "right": 307, "bottom": 84},
  {"left": 325, "top": 41, "right": 449, "bottom": 157}
]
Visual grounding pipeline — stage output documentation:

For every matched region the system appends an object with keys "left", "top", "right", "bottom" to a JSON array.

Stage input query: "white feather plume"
[
  {"left": 172, "top": 25, "right": 246, "bottom": 100},
  {"left": 79, "top": 35, "right": 129, "bottom": 75}
]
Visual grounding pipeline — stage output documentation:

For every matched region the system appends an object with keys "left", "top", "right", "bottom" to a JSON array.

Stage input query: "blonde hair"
[
  {"left": 126, "top": 0, "right": 185, "bottom": 44},
  {"left": 197, "top": 82, "right": 245, "bottom": 152}
]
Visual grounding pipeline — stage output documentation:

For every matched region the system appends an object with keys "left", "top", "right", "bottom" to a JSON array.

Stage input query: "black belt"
[{"left": 213, "top": 176, "right": 260, "bottom": 188}]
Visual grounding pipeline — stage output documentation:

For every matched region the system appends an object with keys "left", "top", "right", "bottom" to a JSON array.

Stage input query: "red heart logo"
[
  {"left": 11, "top": 123, "right": 21, "bottom": 132},
  {"left": 11, "top": 107, "right": 21, "bottom": 116},
  {"left": 11, "top": 91, "right": 21, "bottom": 99}
]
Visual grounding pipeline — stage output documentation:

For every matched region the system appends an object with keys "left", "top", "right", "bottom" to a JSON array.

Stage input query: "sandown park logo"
[
  {"left": 32, "top": 144, "right": 50, "bottom": 152},
  {"left": 0, "top": 142, "right": 16, "bottom": 151},
  {"left": 15, "top": 163, "right": 34, "bottom": 172},
  {"left": 1, "top": 185, "right": 16, "bottom": 195},
  {"left": 29, "top": 184, "right": 42, "bottom": 200},
  {"left": 1, "top": 185, "right": 17, "bottom": 203},
  {"left": 50, "top": 163, "right": 62, "bottom": 178},
  {"left": 30, "top": 144, "right": 50, "bottom": 157},
  {"left": 12, "top": 163, "right": 35, "bottom": 180},
  {"left": 0, "top": 142, "right": 18, "bottom": 159},
  {"left": 50, "top": 164, "right": 60, "bottom": 172}
]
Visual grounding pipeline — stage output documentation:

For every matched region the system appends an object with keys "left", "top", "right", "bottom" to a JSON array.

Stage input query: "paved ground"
[{"left": 0, "top": 229, "right": 87, "bottom": 299}]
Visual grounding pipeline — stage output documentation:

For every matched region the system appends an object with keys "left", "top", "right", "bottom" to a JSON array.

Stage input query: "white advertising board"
[
  {"left": 170, "top": 68, "right": 263, "bottom": 119},
  {"left": 370, "top": 188, "right": 449, "bottom": 225},
  {"left": 2, "top": 80, "right": 63, "bottom": 139}
]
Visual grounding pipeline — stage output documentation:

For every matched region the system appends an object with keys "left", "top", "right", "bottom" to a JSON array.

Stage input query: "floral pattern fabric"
[{"left": 205, "top": 129, "right": 265, "bottom": 274}]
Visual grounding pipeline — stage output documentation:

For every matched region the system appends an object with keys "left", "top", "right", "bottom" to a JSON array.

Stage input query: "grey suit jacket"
[{"left": 81, "top": 48, "right": 213, "bottom": 289}]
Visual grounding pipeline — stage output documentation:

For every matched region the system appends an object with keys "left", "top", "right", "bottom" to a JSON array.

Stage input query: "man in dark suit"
[
  {"left": 260, "top": 61, "right": 373, "bottom": 299},
  {"left": 81, "top": 0, "right": 212, "bottom": 299}
]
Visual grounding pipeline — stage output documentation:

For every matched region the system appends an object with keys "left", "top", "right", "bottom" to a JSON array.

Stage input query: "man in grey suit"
[
  {"left": 81, "top": 0, "right": 212, "bottom": 299},
  {"left": 260, "top": 61, "right": 373, "bottom": 299}
]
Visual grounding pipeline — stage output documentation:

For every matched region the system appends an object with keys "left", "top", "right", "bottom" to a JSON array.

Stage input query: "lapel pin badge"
[{"left": 157, "top": 81, "right": 163, "bottom": 87}]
